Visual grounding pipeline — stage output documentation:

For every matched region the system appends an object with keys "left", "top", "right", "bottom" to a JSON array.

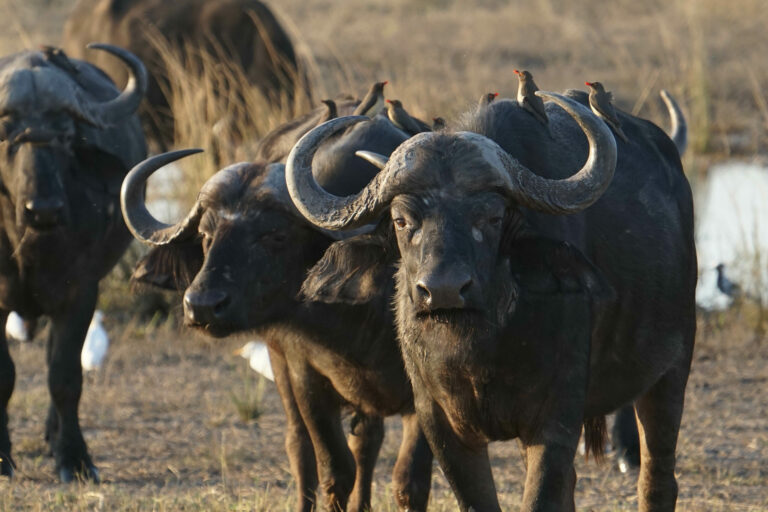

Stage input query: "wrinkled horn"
[
  {"left": 121, "top": 149, "right": 204, "bottom": 246},
  {"left": 87, "top": 43, "right": 148, "bottom": 124},
  {"left": 660, "top": 90, "right": 687, "bottom": 156},
  {"left": 286, "top": 115, "right": 395, "bottom": 230},
  {"left": 498, "top": 91, "right": 617, "bottom": 214}
]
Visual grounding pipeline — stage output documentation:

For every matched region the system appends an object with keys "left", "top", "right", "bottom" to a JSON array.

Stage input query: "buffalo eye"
[
  {"left": 261, "top": 231, "right": 288, "bottom": 247},
  {"left": 394, "top": 217, "right": 407, "bottom": 230},
  {"left": 489, "top": 216, "right": 503, "bottom": 226}
]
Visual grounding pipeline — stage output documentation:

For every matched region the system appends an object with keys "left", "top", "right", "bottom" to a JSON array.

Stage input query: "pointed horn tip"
[
  {"left": 534, "top": 90, "right": 556, "bottom": 101},
  {"left": 660, "top": 89, "right": 671, "bottom": 99},
  {"left": 86, "top": 42, "right": 118, "bottom": 52}
]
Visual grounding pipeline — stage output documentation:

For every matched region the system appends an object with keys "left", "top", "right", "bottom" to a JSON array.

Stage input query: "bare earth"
[{"left": 1, "top": 314, "right": 766, "bottom": 511}]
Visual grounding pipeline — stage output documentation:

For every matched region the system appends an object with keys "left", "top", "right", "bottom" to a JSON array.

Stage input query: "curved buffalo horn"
[
  {"left": 496, "top": 90, "right": 617, "bottom": 214},
  {"left": 87, "top": 43, "right": 148, "bottom": 124},
  {"left": 121, "top": 149, "right": 205, "bottom": 246},
  {"left": 660, "top": 89, "right": 687, "bottom": 156},
  {"left": 287, "top": 93, "right": 615, "bottom": 230},
  {"left": 286, "top": 115, "right": 394, "bottom": 230},
  {"left": 355, "top": 150, "right": 388, "bottom": 170}
]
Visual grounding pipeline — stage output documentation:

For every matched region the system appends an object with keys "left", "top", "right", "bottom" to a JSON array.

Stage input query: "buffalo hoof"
[
  {"left": 0, "top": 453, "right": 15, "bottom": 478},
  {"left": 59, "top": 464, "right": 100, "bottom": 484}
]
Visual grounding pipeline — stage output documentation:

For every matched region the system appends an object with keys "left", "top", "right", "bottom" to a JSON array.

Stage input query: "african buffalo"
[
  {"left": 0, "top": 45, "right": 147, "bottom": 482},
  {"left": 62, "top": 0, "right": 308, "bottom": 149},
  {"left": 286, "top": 90, "right": 696, "bottom": 511},
  {"left": 120, "top": 114, "right": 432, "bottom": 511}
]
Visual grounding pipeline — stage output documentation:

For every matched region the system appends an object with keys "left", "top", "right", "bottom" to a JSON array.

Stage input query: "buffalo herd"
[{"left": 0, "top": 1, "right": 696, "bottom": 511}]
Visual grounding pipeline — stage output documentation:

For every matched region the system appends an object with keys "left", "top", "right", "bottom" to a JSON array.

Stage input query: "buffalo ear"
[
  {"left": 301, "top": 219, "right": 396, "bottom": 305},
  {"left": 506, "top": 236, "right": 614, "bottom": 305},
  {"left": 131, "top": 240, "right": 204, "bottom": 292}
]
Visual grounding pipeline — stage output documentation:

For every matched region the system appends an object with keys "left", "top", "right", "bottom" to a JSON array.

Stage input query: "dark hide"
[
  {"left": 62, "top": 0, "right": 309, "bottom": 149},
  {"left": 253, "top": 98, "right": 360, "bottom": 164},
  {"left": 131, "top": 239, "right": 203, "bottom": 291},
  {"left": 300, "top": 218, "right": 397, "bottom": 305},
  {"left": 0, "top": 50, "right": 146, "bottom": 481},
  {"left": 129, "top": 115, "right": 424, "bottom": 511},
  {"left": 302, "top": 93, "right": 696, "bottom": 510}
]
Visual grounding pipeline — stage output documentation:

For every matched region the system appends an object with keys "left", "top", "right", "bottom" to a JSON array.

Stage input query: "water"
[
  {"left": 145, "top": 162, "right": 186, "bottom": 223},
  {"left": 694, "top": 160, "right": 768, "bottom": 309}
]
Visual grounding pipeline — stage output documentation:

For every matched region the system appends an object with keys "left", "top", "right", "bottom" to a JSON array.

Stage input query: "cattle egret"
[
  {"left": 586, "top": 81, "right": 629, "bottom": 142},
  {"left": 354, "top": 81, "right": 388, "bottom": 118},
  {"left": 5, "top": 312, "right": 29, "bottom": 342},
  {"left": 81, "top": 311, "right": 108, "bottom": 371},
  {"left": 235, "top": 341, "right": 274, "bottom": 381},
  {"left": 515, "top": 70, "right": 548, "bottom": 126}
]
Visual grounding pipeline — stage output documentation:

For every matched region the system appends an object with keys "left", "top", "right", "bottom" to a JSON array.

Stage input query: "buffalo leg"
[
  {"left": 519, "top": 441, "right": 578, "bottom": 512},
  {"left": 635, "top": 358, "right": 691, "bottom": 512},
  {"left": 612, "top": 404, "right": 640, "bottom": 472},
  {"left": 289, "top": 365, "right": 355, "bottom": 512},
  {"left": 44, "top": 325, "right": 57, "bottom": 455},
  {"left": 392, "top": 412, "right": 433, "bottom": 512},
  {"left": 47, "top": 286, "right": 98, "bottom": 483},
  {"left": 270, "top": 346, "right": 318, "bottom": 512},
  {"left": 410, "top": 377, "right": 499, "bottom": 512},
  {"left": 0, "top": 311, "right": 15, "bottom": 477},
  {"left": 346, "top": 412, "right": 384, "bottom": 512}
]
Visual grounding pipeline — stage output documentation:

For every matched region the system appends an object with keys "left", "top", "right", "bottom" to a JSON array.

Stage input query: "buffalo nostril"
[
  {"left": 212, "top": 295, "right": 231, "bottom": 317},
  {"left": 24, "top": 198, "right": 65, "bottom": 227},
  {"left": 416, "top": 281, "right": 431, "bottom": 302},
  {"left": 184, "top": 290, "right": 230, "bottom": 324},
  {"left": 459, "top": 278, "right": 473, "bottom": 298}
]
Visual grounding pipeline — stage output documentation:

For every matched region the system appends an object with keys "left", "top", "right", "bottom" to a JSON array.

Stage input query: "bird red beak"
[
  {"left": 493, "top": 92, "right": 499, "bottom": 97},
  {"left": 514, "top": 69, "right": 520, "bottom": 75},
  {"left": 383, "top": 80, "right": 389, "bottom": 85},
  {"left": 585, "top": 81, "right": 592, "bottom": 86},
  {"left": 386, "top": 99, "right": 392, "bottom": 104}
]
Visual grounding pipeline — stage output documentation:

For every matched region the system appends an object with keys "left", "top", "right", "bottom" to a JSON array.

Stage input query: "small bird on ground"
[
  {"left": 514, "top": 69, "right": 548, "bottom": 126},
  {"left": 432, "top": 117, "right": 446, "bottom": 130},
  {"left": 715, "top": 263, "right": 741, "bottom": 298},
  {"left": 585, "top": 81, "right": 629, "bottom": 142},
  {"left": 81, "top": 311, "right": 108, "bottom": 371},
  {"left": 386, "top": 99, "right": 430, "bottom": 135},
  {"left": 320, "top": 99, "right": 338, "bottom": 122},
  {"left": 5, "top": 312, "right": 34, "bottom": 343},
  {"left": 235, "top": 340, "right": 274, "bottom": 382},
  {"left": 354, "top": 80, "right": 388, "bottom": 117},
  {"left": 478, "top": 92, "right": 499, "bottom": 108}
]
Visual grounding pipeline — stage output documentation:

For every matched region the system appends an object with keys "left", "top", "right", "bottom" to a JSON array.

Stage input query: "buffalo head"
[
  {"left": 0, "top": 44, "right": 146, "bottom": 233},
  {"left": 121, "top": 151, "right": 365, "bottom": 336},
  {"left": 122, "top": 112, "right": 408, "bottom": 336},
  {"left": 287, "top": 93, "right": 616, "bottom": 331}
]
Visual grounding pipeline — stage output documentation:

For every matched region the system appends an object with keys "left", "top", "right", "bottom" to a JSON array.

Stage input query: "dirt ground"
[{"left": 1, "top": 312, "right": 765, "bottom": 511}]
